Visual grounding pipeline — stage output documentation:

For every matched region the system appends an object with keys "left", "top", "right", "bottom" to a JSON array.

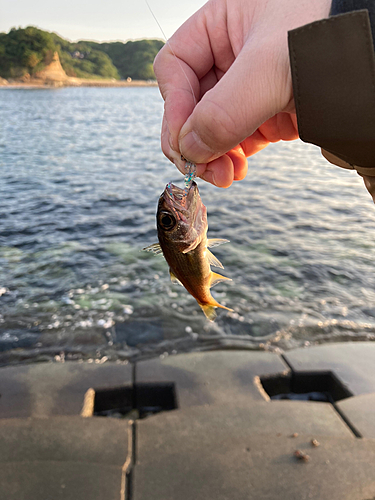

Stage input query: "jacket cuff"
[
  {"left": 331, "top": 0, "right": 375, "bottom": 48},
  {"left": 288, "top": 10, "right": 375, "bottom": 175}
]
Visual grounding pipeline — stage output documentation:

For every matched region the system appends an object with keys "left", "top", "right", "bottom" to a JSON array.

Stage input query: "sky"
[{"left": 0, "top": 0, "right": 207, "bottom": 42}]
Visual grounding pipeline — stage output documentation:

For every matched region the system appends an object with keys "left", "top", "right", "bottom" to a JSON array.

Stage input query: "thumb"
[{"left": 178, "top": 41, "right": 292, "bottom": 163}]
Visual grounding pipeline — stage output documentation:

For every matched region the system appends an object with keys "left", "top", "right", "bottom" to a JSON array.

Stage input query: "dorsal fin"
[
  {"left": 209, "top": 272, "right": 232, "bottom": 288},
  {"left": 206, "top": 249, "right": 224, "bottom": 269}
]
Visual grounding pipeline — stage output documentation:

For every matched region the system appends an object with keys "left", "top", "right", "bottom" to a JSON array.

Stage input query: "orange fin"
[
  {"left": 199, "top": 303, "right": 217, "bottom": 321},
  {"left": 209, "top": 271, "right": 232, "bottom": 289},
  {"left": 198, "top": 298, "right": 233, "bottom": 322}
]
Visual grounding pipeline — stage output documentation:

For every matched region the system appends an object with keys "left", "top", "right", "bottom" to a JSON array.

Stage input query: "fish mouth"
[
  {"left": 163, "top": 181, "right": 198, "bottom": 211},
  {"left": 158, "top": 180, "right": 207, "bottom": 250}
]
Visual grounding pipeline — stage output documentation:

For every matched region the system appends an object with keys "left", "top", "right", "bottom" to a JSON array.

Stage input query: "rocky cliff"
[{"left": 34, "top": 52, "right": 68, "bottom": 83}]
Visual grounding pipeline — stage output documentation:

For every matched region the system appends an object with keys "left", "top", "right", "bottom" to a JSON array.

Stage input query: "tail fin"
[{"left": 199, "top": 300, "right": 233, "bottom": 322}]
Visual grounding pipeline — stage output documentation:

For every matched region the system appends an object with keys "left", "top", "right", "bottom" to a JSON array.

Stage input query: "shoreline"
[{"left": 0, "top": 79, "right": 158, "bottom": 89}]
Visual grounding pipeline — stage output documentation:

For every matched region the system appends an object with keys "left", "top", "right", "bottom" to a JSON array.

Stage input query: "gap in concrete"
[
  {"left": 93, "top": 383, "right": 178, "bottom": 418},
  {"left": 125, "top": 363, "right": 136, "bottom": 500},
  {"left": 332, "top": 403, "right": 362, "bottom": 438},
  {"left": 92, "top": 366, "right": 178, "bottom": 498},
  {"left": 94, "top": 387, "right": 133, "bottom": 417},
  {"left": 260, "top": 370, "right": 361, "bottom": 437},
  {"left": 136, "top": 383, "right": 178, "bottom": 418},
  {"left": 260, "top": 371, "right": 353, "bottom": 403},
  {"left": 125, "top": 421, "right": 136, "bottom": 500}
]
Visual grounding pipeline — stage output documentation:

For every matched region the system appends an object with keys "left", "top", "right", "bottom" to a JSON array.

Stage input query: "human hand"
[{"left": 154, "top": 0, "right": 332, "bottom": 188}]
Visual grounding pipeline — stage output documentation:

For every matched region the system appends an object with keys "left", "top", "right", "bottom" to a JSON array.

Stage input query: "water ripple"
[{"left": 1, "top": 87, "right": 375, "bottom": 362}]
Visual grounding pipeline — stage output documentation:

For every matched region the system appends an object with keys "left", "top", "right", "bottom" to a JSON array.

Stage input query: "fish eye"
[{"left": 160, "top": 212, "right": 176, "bottom": 231}]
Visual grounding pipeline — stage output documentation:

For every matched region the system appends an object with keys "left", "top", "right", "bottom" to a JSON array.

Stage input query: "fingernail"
[
  {"left": 173, "top": 155, "right": 186, "bottom": 174},
  {"left": 165, "top": 147, "right": 186, "bottom": 173},
  {"left": 168, "top": 133, "right": 175, "bottom": 152},
  {"left": 179, "top": 131, "right": 215, "bottom": 163}
]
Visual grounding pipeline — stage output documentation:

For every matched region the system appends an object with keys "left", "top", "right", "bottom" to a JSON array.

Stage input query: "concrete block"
[
  {"left": 0, "top": 361, "right": 132, "bottom": 418},
  {"left": 337, "top": 393, "right": 375, "bottom": 438},
  {"left": 0, "top": 416, "right": 130, "bottom": 465},
  {"left": 136, "top": 351, "right": 289, "bottom": 408},
  {"left": 134, "top": 405, "right": 375, "bottom": 500},
  {"left": 0, "top": 462, "right": 122, "bottom": 500},
  {"left": 136, "top": 400, "right": 353, "bottom": 446},
  {"left": 284, "top": 342, "right": 375, "bottom": 396}
]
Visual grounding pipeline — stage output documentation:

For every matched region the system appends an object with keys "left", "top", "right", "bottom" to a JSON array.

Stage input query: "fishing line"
[
  {"left": 145, "top": 0, "right": 197, "bottom": 106},
  {"left": 145, "top": 0, "right": 197, "bottom": 196}
]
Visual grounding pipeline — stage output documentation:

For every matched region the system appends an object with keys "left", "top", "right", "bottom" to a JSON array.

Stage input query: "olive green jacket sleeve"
[
  {"left": 288, "top": 10, "right": 375, "bottom": 176},
  {"left": 331, "top": 0, "right": 375, "bottom": 47}
]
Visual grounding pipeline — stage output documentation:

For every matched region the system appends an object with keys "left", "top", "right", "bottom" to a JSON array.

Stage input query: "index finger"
[{"left": 153, "top": 4, "right": 229, "bottom": 153}]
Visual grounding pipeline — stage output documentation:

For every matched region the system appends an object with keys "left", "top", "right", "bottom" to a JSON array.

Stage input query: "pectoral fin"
[
  {"left": 182, "top": 240, "right": 199, "bottom": 254},
  {"left": 206, "top": 249, "right": 224, "bottom": 269},
  {"left": 143, "top": 243, "right": 163, "bottom": 254},
  {"left": 207, "top": 238, "right": 229, "bottom": 248},
  {"left": 209, "top": 272, "right": 232, "bottom": 288},
  {"left": 170, "top": 269, "right": 183, "bottom": 286}
]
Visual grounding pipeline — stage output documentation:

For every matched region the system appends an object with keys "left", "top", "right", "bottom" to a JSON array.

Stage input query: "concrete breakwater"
[{"left": 0, "top": 342, "right": 374, "bottom": 499}]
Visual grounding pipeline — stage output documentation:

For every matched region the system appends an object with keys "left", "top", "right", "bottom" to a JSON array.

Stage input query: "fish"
[{"left": 144, "top": 181, "right": 233, "bottom": 321}]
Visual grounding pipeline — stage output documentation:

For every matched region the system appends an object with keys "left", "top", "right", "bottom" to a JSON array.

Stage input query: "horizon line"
[{"left": 0, "top": 24, "right": 166, "bottom": 45}]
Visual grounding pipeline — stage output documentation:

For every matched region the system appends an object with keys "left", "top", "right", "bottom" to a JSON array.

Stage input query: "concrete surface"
[
  {"left": 337, "top": 393, "right": 375, "bottom": 438},
  {"left": 0, "top": 344, "right": 374, "bottom": 499},
  {"left": 0, "top": 361, "right": 132, "bottom": 418},
  {"left": 136, "top": 350, "right": 289, "bottom": 407},
  {"left": 137, "top": 400, "right": 353, "bottom": 438},
  {"left": 0, "top": 462, "right": 123, "bottom": 500},
  {"left": 0, "top": 416, "right": 130, "bottom": 464},
  {"left": 0, "top": 416, "right": 131, "bottom": 500},
  {"left": 284, "top": 342, "right": 375, "bottom": 396},
  {"left": 134, "top": 431, "right": 375, "bottom": 500}
]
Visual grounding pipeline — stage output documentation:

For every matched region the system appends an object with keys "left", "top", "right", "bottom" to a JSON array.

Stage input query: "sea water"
[{"left": 1, "top": 86, "right": 375, "bottom": 363}]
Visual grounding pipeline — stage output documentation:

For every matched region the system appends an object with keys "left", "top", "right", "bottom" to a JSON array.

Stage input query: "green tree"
[
  {"left": 83, "top": 39, "right": 164, "bottom": 80},
  {"left": 26, "top": 51, "right": 41, "bottom": 69},
  {"left": 0, "top": 26, "right": 164, "bottom": 81},
  {"left": 0, "top": 26, "right": 55, "bottom": 77}
]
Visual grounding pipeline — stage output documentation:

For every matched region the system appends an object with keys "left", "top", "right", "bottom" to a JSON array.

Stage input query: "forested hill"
[{"left": 0, "top": 26, "right": 164, "bottom": 80}]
